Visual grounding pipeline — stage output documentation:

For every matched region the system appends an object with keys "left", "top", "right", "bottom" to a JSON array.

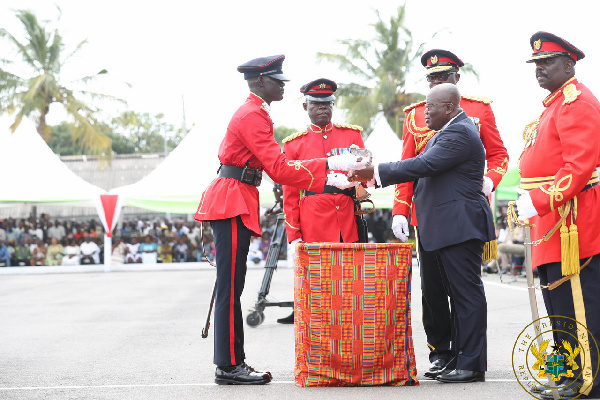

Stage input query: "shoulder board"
[
  {"left": 461, "top": 95, "right": 493, "bottom": 104},
  {"left": 282, "top": 130, "right": 308, "bottom": 144},
  {"left": 403, "top": 100, "right": 426, "bottom": 113},
  {"left": 334, "top": 123, "right": 363, "bottom": 132}
]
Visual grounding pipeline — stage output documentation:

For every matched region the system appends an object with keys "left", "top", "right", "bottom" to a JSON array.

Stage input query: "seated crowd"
[{"left": 0, "top": 217, "right": 216, "bottom": 267}]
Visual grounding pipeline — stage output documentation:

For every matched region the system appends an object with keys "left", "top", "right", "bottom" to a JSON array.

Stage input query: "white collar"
[{"left": 440, "top": 111, "right": 463, "bottom": 131}]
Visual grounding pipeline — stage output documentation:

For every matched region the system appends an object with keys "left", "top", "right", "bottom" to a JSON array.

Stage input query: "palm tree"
[
  {"left": 316, "top": 5, "right": 429, "bottom": 138},
  {"left": 0, "top": 9, "right": 122, "bottom": 157}
]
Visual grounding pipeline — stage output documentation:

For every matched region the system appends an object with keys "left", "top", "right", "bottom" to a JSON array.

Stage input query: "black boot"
[{"left": 277, "top": 311, "right": 294, "bottom": 324}]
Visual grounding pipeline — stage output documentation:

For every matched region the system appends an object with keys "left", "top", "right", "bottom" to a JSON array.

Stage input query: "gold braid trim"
[
  {"left": 482, "top": 240, "right": 498, "bottom": 263},
  {"left": 488, "top": 157, "right": 508, "bottom": 177},
  {"left": 287, "top": 160, "right": 315, "bottom": 190},
  {"left": 539, "top": 174, "right": 572, "bottom": 211},
  {"left": 334, "top": 123, "right": 363, "bottom": 131},
  {"left": 405, "top": 108, "right": 437, "bottom": 153},
  {"left": 403, "top": 100, "right": 425, "bottom": 113},
  {"left": 285, "top": 220, "right": 299, "bottom": 230},
  {"left": 462, "top": 95, "right": 492, "bottom": 104},
  {"left": 282, "top": 130, "right": 308, "bottom": 144}
]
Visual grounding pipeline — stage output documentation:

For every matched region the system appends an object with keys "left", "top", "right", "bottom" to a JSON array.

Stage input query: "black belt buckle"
[{"left": 241, "top": 167, "right": 262, "bottom": 186}]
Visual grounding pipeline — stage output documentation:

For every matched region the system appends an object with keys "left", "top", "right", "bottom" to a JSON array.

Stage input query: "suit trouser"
[
  {"left": 211, "top": 216, "right": 252, "bottom": 366},
  {"left": 538, "top": 256, "right": 600, "bottom": 398},
  {"left": 418, "top": 234, "right": 453, "bottom": 363},
  {"left": 432, "top": 238, "right": 487, "bottom": 371}
]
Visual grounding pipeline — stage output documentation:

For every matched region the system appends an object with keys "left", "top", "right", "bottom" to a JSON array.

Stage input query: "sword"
[
  {"left": 508, "top": 202, "right": 559, "bottom": 400},
  {"left": 200, "top": 222, "right": 217, "bottom": 339}
]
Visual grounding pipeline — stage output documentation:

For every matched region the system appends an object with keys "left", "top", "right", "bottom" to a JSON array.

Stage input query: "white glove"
[
  {"left": 392, "top": 215, "right": 409, "bottom": 242},
  {"left": 483, "top": 176, "right": 494, "bottom": 196},
  {"left": 291, "top": 237, "right": 302, "bottom": 244},
  {"left": 327, "top": 152, "right": 369, "bottom": 171},
  {"left": 326, "top": 172, "right": 360, "bottom": 189},
  {"left": 516, "top": 191, "right": 538, "bottom": 220}
]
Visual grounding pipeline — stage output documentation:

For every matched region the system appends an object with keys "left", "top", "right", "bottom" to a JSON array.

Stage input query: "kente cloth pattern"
[{"left": 294, "top": 242, "right": 418, "bottom": 386}]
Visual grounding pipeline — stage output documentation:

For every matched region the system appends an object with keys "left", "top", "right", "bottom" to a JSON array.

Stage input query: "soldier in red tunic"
[
  {"left": 392, "top": 49, "right": 509, "bottom": 379},
  {"left": 277, "top": 78, "right": 366, "bottom": 324},
  {"left": 516, "top": 32, "right": 600, "bottom": 399},
  {"left": 194, "top": 55, "right": 365, "bottom": 385}
]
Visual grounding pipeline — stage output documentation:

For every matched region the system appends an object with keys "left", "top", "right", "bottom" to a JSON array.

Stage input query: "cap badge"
[
  {"left": 534, "top": 39, "right": 542, "bottom": 51},
  {"left": 430, "top": 55, "right": 438, "bottom": 65},
  {"left": 319, "top": 83, "right": 326, "bottom": 89}
]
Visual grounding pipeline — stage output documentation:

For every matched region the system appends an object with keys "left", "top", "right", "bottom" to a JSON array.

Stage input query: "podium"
[{"left": 294, "top": 242, "right": 418, "bottom": 386}]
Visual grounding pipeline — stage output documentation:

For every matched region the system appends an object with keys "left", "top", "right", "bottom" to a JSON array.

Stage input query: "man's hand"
[
  {"left": 348, "top": 165, "right": 375, "bottom": 182},
  {"left": 392, "top": 215, "right": 410, "bottom": 242},
  {"left": 516, "top": 191, "right": 538, "bottom": 220},
  {"left": 327, "top": 153, "right": 369, "bottom": 171},
  {"left": 483, "top": 176, "right": 494, "bottom": 196},
  {"left": 326, "top": 172, "right": 360, "bottom": 189}
]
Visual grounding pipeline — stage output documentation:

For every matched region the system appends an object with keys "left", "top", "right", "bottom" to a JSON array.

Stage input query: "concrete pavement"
[{"left": 0, "top": 260, "right": 543, "bottom": 399}]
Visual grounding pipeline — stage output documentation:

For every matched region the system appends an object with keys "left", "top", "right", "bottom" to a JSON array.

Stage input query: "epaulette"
[
  {"left": 282, "top": 130, "right": 308, "bottom": 144},
  {"left": 334, "top": 123, "right": 363, "bottom": 132},
  {"left": 403, "top": 100, "right": 426, "bottom": 113},
  {"left": 461, "top": 95, "right": 493, "bottom": 104}
]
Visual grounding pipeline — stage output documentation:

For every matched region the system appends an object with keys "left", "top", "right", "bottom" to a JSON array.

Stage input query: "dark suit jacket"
[{"left": 379, "top": 112, "right": 495, "bottom": 251}]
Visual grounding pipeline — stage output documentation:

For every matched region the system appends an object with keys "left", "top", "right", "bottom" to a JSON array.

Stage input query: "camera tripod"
[{"left": 245, "top": 212, "right": 292, "bottom": 327}]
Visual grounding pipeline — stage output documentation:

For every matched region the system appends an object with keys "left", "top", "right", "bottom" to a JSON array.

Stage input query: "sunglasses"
[{"left": 426, "top": 72, "right": 456, "bottom": 83}]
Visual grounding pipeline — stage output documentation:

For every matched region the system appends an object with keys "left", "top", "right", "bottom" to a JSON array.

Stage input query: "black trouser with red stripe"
[
  {"left": 211, "top": 216, "right": 252, "bottom": 366},
  {"left": 538, "top": 256, "right": 600, "bottom": 398}
]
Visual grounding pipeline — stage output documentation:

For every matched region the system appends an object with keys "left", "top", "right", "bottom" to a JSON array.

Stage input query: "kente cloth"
[{"left": 294, "top": 242, "right": 418, "bottom": 386}]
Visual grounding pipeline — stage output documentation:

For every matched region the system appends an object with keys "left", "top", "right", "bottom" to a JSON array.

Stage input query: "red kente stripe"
[{"left": 229, "top": 218, "right": 238, "bottom": 365}]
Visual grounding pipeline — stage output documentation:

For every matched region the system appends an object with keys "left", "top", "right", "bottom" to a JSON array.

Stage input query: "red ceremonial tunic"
[
  {"left": 282, "top": 122, "right": 365, "bottom": 243},
  {"left": 519, "top": 78, "right": 600, "bottom": 268},
  {"left": 194, "top": 93, "right": 327, "bottom": 236},
  {"left": 392, "top": 95, "right": 509, "bottom": 225}
]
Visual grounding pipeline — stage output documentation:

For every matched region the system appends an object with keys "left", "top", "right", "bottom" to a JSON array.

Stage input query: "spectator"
[
  {"left": 30, "top": 239, "right": 47, "bottom": 266},
  {"left": 31, "top": 222, "right": 44, "bottom": 241},
  {"left": 111, "top": 237, "right": 127, "bottom": 265},
  {"left": 45, "top": 237, "right": 64, "bottom": 266},
  {"left": 0, "top": 241, "right": 9, "bottom": 267},
  {"left": 62, "top": 239, "right": 80, "bottom": 266},
  {"left": 198, "top": 234, "right": 215, "bottom": 262},
  {"left": 258, "top": 231, "right": 271, "bottom": 260},
  {"left": 173, "top": 237, "right": 188, "bottom": 262},
  {"left": 125, "top": 237, "right": 142, "bottom": 264},
  {"left": 0, "top": 221, "right": 7, "bottom": 243},
  {"left": 13, "top": 240, "right": 30, "bottom": 266},
  {"left": 158, "top": 236, "right": 173, "bottom": 263},
  {"left": 50, "top": 220, "right": 67, "bottom": 241},
  {"left": 80, "top": 236, "right": 100, "bottom": 264},
  {"left": 247, "top": 237, "right": 263, "bottom": 265},
  {"left": 140, "top": 235, "right": 158, "bottom": 264}
]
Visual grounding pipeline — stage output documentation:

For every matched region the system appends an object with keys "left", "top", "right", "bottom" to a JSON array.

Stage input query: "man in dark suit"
[{"left": 344, "top": 83, "right": 495, "bottom": 383}]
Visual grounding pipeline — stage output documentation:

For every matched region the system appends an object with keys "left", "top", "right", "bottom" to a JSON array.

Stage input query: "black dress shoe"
[
  {"left": 423, "top": 359, "right": 448, "bottom": 379},
  {"left": 241, "top": 362, "right": 272, "bottom": 379},
  {"left": 215, "top": 364, "right": 272, "bottom": 385},
  {"left": 530, "top": 384, "right": 547, "bottom": 393},
  {"left": 436, "top": 369, "right": 485, "bottom": 383},
  {"left": 541, "top": 386, "right": 585, "bottom": 399},
  {"left": 277, "top": 311, "right": 294, "bottom": 324}
]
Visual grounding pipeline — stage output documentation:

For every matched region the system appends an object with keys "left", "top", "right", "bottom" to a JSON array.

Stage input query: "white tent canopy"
[
  {"left": 110, "top": 125, "right": 276, "bottom": 214},
  {"left": 364, "top": 116, "right": 403, "bottom": 208},
  {"left": 0, "top": 118, "right": 105, "bottom": 206}
]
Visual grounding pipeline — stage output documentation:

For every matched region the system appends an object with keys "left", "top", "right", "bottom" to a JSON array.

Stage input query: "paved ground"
[{"left": 0, "top": 260, "right": 544, "bottom": 399}]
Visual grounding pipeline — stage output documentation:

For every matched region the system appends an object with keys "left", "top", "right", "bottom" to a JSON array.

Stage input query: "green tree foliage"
[
  {"left": 0, "top": 9, "right": 122, "bottom": 157},
  {"left": 108, "top": 111, "right": 186, "bottom": 155},
  {"left": 273, "top": 126, "right": 297, "bottom": 147},
  {"left": 316, "top": 5, "right": 426, "bottom": 138},
  {"left": 47, "top": 112, "right": 187, "bottom": 156}
]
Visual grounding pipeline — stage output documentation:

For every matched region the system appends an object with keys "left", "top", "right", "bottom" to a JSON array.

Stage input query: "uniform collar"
[
  {"left": 308, "top": 121, "right": 333, "bottom": 134},
  {"left": 249, "top": 92, "right": 270, "bottom": 114},
  {"left": 542, "top": 77, "right": 578, "bottom": 107}
]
